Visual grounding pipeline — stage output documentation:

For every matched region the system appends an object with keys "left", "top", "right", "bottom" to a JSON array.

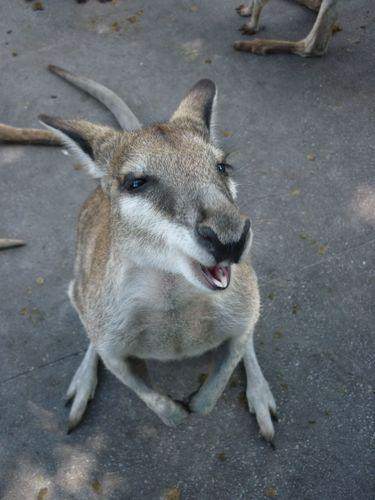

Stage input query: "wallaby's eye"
[
  {"left": 216, "top": 163, "right": 230, "bottom": 175},
  {"left": 120, "top": 176, "right": 148, "bottom": 192},
  {"left": 129, "top": 178, "right": 146, "bottom": 190}
]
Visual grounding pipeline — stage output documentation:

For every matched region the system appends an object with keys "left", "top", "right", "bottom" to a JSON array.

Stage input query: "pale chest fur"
[{"left": 86, "top": 260, "right": 260, "bottom": 361}]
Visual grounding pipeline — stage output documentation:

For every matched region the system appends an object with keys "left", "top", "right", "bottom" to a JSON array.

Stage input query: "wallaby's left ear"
[
  {"left": 39, "top": 115, "right": 119, "bottom": 178},
  {"left": 170, "top": 79, "right": 217, "bottom": 137}
]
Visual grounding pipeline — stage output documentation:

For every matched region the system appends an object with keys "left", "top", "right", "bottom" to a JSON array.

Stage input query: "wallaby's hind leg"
[
  {"left": 189, "top": 336, "right": 248, "bottom": 416},
  {"left": 244, "top": 335, "right": 277, "bottom": 442},
  {"left": 98, "top": 348, "right": 189, "bottom": 427},
  {"left": 234, "top": 0, "right": 338, "bottom": 56},
  {"left": 236, "top": 0, "right": 271, "bottom": 35},
  {"left": 65, "top": 343, "right": 99, "bottom": 432}
]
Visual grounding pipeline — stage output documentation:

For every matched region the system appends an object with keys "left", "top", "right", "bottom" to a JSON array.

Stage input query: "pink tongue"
[
  {"left": 210, "top": 265, "right": 223, "bottom": 281},
  {"left": 207, "top": 265, "right": 228, "bottom": 288}
]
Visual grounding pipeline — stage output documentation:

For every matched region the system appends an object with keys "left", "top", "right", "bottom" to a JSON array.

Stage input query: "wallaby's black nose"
[{"left": 196, "top": 218, "right": 251, "bottom": 263}]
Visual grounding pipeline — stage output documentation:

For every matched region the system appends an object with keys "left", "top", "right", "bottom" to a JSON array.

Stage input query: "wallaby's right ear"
[
  {"left": 39, "top": 115, "right": 118, "bottom": 178},
  {"left": 170, "top": 79, "right": 217, "bottom": 138}
]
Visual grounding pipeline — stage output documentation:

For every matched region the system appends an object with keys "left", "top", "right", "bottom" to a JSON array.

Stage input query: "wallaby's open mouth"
[{"left": 200, "top": 264, "right": 231, "bottom": 290}]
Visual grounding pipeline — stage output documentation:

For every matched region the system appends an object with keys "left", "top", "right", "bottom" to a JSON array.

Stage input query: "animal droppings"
[
  {"left": 292, "top": 304, "right": 300, "bottom": 315},
  {"left": 91, "top": 479, "right": 103, "bottom": 494},
  {"left": 318, "top": 244, "right": 328, "bottom": 256},
  {"left": 265, "top": 486, "right": 278, "bottom": 497},
  {"left": 32, "top": 2, "right": 44, "bottom": 11},
  {"left": 289, "top": 187, "right": 300, "bottom": 196},
  {"left": 164, "top": 486, "right": 181, "bottom": 500},
  {"left": 222, "top": 130, "right": 233, "bottom": 138}
]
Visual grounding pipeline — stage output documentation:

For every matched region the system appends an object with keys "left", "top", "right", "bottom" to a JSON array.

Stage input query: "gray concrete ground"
[{"left": 0, "top": 0, "right": 374, "bottom": 498}]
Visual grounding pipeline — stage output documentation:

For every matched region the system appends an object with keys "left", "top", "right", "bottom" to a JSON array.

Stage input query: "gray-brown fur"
[{"left": 0, "top": 66, "right": 277, "bottom": 441}]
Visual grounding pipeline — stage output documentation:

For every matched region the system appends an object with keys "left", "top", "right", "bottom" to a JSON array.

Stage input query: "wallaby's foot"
[
  {"left": 189, "top": 389, "right": 216, "bottom": 415},
  {"left": 65, "top": 345, "right": 99, "bottom": 433},
  {"left": 234, "top": 0, "right": 338, "bottom": 57},
  {"left": 156, "top": 398, "right": 190, "bottom": 427},
  {"left": 247, "top": 380, "right": 277, "bottom": 442},
  {"left": 234, "top": 38, "right": 302, "bottom": 55},
  {"left": 236, "top": 3, "right": 252, "bottom": 17},
  {"left": 240, "top": 23, "right": 259, "bottom": 36}
]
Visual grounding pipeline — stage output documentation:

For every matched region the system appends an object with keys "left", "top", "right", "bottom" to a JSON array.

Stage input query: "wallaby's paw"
[
  {"left": 239, "top": 24, "right": 258, "bottom": 36},
  {"left": 247, "top": 382, "right": 277, "bottom": 442},
  {"left": 233, "top": 40, "right": 270, "bottom": 55},
  {"left": 65, "top": 362, "right": 98, "bottom": 433},
  {"left": 236, "top": 4, "right": 253, "bottom": 17},
  {"left": 189, "top": 390, "right": 216, "bottom": 415},
  {"left": 158, "top": 400, "right": 190, "bottom": 427}
]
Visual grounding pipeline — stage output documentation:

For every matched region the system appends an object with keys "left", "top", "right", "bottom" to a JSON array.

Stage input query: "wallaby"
[
  {"left": 234, "top": 0, "right": 339, "bottom": 56},
  {"left": 0, "top": 66, "right": 277, "bottom": 442}
]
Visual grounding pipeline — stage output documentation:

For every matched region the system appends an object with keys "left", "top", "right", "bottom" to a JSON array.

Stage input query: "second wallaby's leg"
[
  {"left": 234, "top": 0, "right": 338, "bottom": 56},
  {"left": 65, "top": 343, "right": 99, "bottom": 432},
  {"left": 98, "top": 349, "right": 189, "bottom": 427},
  {"left": 236, "top": 0, "right": 271, "bottom": 35}
]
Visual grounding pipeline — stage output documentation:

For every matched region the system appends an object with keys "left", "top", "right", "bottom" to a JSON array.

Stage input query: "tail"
[
  {"left": 48, "top": 64, "right": 142, "bottom": 131},
  {"left": 0, "top": 124, "right": 61, "bottom": 146},
  {"left": 0, "top": 64, "right": 142, "bottom": 145}
]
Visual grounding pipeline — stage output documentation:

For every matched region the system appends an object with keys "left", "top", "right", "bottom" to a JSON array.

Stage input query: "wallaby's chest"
[{"left": 97, "top": 267, "right": 254, "bottom": 361}]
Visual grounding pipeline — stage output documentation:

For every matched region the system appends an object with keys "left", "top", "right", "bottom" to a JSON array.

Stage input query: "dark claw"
[
  {"left": 175, "top": 399, "right": 192, "bottom": 413},
  {"left": 271, "top": 412, "right": 279, "bottom": 423}
]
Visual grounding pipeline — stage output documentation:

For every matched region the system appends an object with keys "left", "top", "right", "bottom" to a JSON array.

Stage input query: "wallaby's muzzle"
[
  {"left": 193, "top": 217, "right": 251, "bottom": 291},
  {"left": 196, "top": 218, "right": 251, "bottom": 264}
]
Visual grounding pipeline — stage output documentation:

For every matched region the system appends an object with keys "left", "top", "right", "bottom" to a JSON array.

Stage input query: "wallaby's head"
[{"left": 40, "top": 80, "right": 251, "bottom": 292}]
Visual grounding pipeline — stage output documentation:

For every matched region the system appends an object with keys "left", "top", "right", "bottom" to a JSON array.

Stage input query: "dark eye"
[
  {"left": 216, "top": 163, "right": 230, "bottom": 175},
  {"left": 129, "top": 178, "right": 146, "bottom": 190},
  {"left": 120, "top": 177, "right": 148, "bottom": 192}
]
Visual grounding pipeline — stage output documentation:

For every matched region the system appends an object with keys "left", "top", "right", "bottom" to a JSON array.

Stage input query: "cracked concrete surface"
[{"left": 0, "top": 0, "right": 374, "bottom": 499}]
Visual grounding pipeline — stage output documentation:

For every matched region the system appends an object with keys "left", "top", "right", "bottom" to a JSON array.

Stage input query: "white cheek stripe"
[{"left": 119, "top": 197, "right": 212, "bottom": 265}]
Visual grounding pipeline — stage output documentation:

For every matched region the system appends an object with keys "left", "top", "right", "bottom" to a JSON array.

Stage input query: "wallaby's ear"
[
  {"left": 39, "top": 115, "right": 118, "bottom": 178},
  {"left": 170, "top": 79, "right": 217, "bottom": 136}
]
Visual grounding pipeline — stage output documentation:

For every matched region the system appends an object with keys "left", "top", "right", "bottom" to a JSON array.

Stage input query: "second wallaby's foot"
[
  {"left": 65, "top": 344, "right": 99, "bottom": 433},
  {"left": 236, "top": 3, "right": 253, "bottom": 17},
  {"left": 234, "top": 0, "right": 338, "bottom": 57},
  {"left": 234, "top": 38, "right": 303, "bottom": 55},
  {"left": 240, "top": 23, "right": 259, "bottom": 35}
]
